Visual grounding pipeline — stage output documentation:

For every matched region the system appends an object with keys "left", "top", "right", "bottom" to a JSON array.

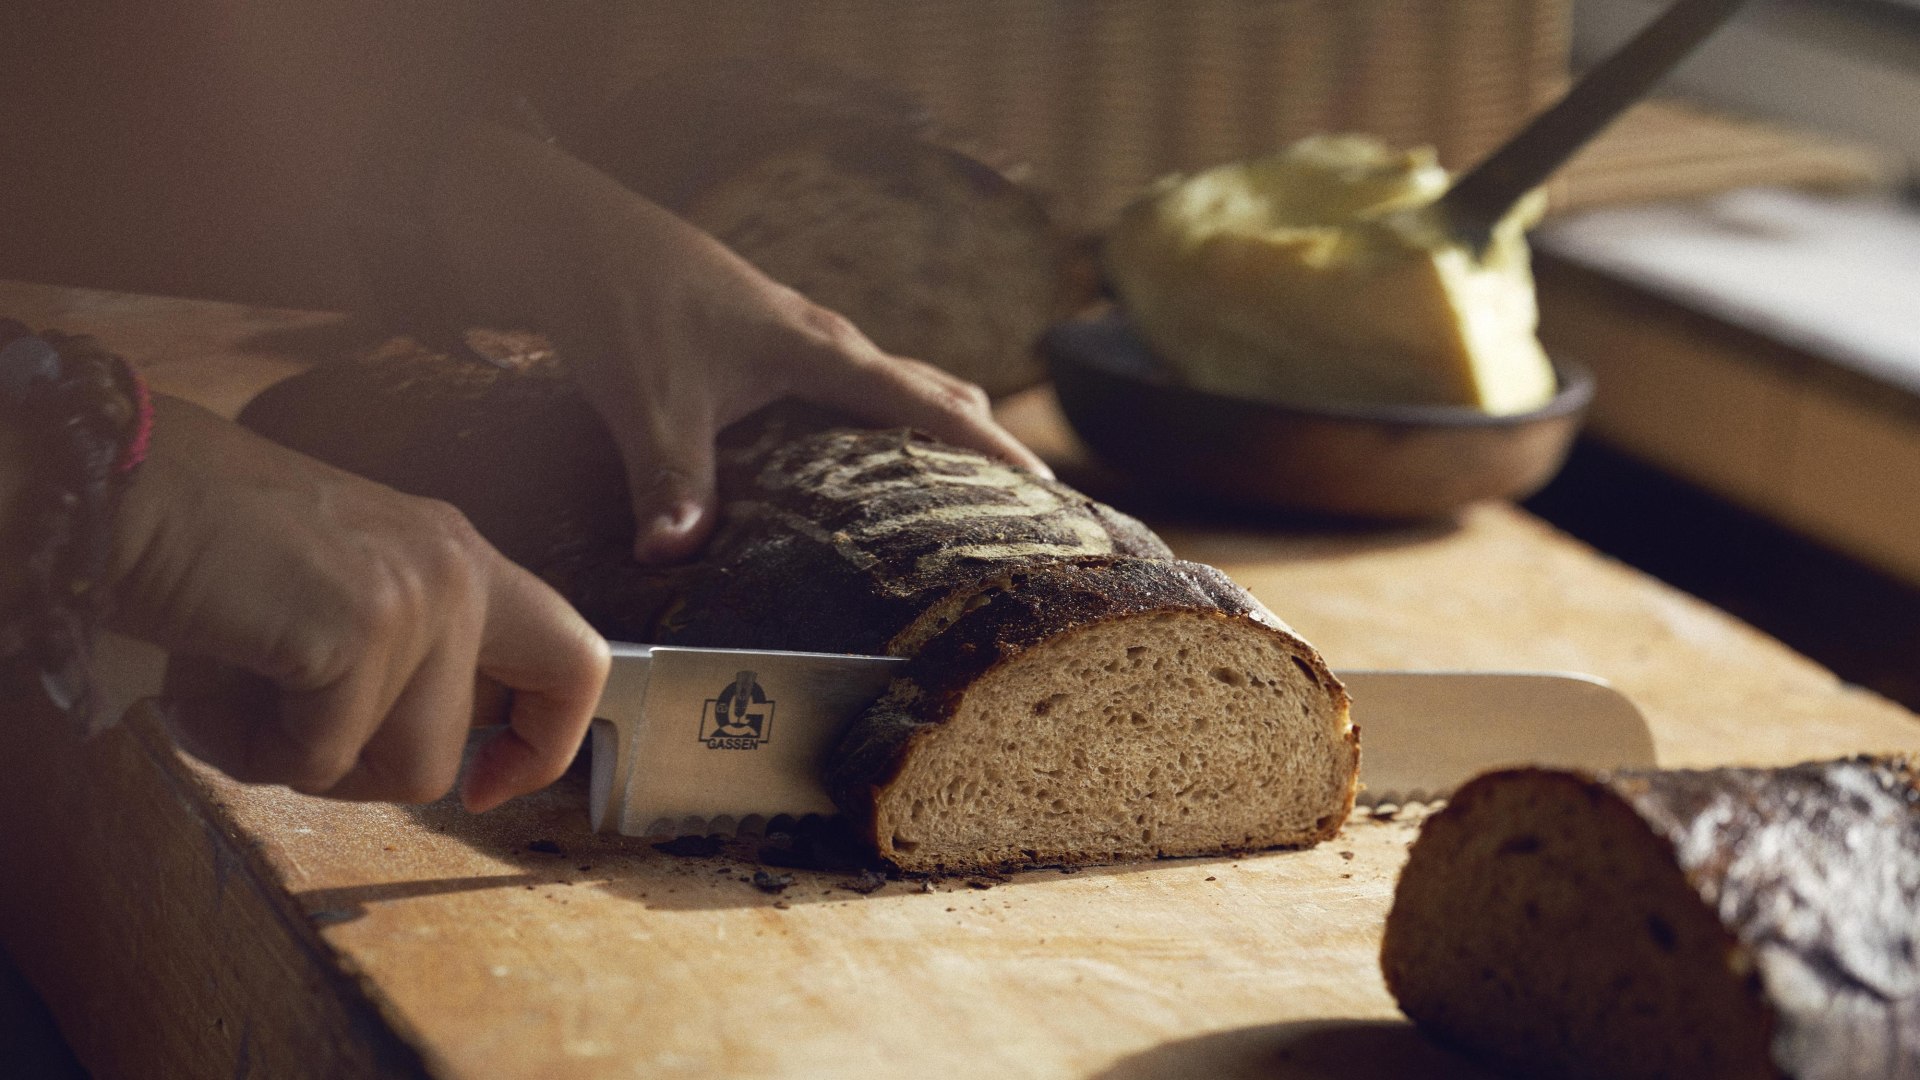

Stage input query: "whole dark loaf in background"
[
  {"left": 569, "top": 58, "right": 942, "bottom": 211},
  {"left": 1381, "top": 756, "right": 1920, "bottom": 1080},
  {"left": 239, "top": 339, "right": 1360, "bottom": 872},
  {"left": 566, "top": 58, "right": 1077, "bottom": 398}
]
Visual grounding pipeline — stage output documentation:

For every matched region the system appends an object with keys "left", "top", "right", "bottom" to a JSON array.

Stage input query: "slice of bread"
[
  {"left": 239, "top": 338, "right": 1360, "bottom": 872},
  {"left": 1381, "top": 757, "right": 1920, "bottom": 1080},
  {"left": 831, "top": 558, "right": 1357, "bottom": 874}
]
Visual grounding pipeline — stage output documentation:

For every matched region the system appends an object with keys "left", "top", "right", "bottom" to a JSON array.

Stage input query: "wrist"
[
  {"left": 0, "top": 320, "right": 154, "bottom": 720},
  {"left": 99, "top": 393, "right": 206, "bottom": 617},
  {"left": 430, "top": 118, "right": 692, "bottom": 335},
  {"left": 352, "top": 105, "right": 558, "bottom": 351}
]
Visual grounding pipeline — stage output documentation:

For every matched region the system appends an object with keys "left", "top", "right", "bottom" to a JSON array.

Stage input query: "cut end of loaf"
[
  {"left": 1381, "top": 769, "right": 1777, "bottom": 1080},
  {"left": 862, "top": 607, "right": 1356, "bottom": 874}
]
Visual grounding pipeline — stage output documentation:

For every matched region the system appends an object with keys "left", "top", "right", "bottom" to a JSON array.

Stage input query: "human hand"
[
  {"left": 432, "top": 122, "right": 1052, "bottom": 563},
  {"left": 105, "top": 395, "right": 610, "bottom": 811}
]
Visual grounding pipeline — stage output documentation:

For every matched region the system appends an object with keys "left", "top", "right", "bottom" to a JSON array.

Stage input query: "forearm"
[{"left": 432, "top": 120, "right": 772, "bottom": 348}]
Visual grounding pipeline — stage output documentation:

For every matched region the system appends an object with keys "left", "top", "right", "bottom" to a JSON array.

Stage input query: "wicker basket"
[{"left": 599, "top": 0, "right": 1570, "bottom": 226}]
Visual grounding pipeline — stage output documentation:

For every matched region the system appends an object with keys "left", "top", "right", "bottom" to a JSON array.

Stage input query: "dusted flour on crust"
[{"left": 1382, "top": 756, "right": 1920, "bottom": 1080}]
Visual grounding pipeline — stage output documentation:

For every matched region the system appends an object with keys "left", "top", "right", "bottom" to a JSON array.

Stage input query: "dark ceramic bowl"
[{"left": 1043, "top": 308, "right": 1594, "bottom": 521}]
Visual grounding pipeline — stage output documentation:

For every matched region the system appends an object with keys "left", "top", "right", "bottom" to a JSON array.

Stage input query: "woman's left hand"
[{"left": 431, "top": 121, "right": 1051, "bottom": 564}]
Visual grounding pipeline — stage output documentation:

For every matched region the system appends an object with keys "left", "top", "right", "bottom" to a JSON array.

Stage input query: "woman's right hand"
[{"left": 103, "top": 395, "right": 610, "bottom": 812}]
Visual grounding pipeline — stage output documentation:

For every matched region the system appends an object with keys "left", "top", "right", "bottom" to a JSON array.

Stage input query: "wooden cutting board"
[{"left": 1, "top": 280, "right": 1916, "bottom": 1080}]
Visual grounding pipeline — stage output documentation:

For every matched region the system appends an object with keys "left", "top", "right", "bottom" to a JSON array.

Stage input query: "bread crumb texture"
[{"left": 871, "top": 611, "right": 1356, "bottom": 873}]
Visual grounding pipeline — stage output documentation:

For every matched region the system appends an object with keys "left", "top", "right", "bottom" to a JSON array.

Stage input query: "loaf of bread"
[
  {"left": 571, "top": 60, "right": 1069, "bottom": 398},
  {"left": 1381, "top": 757, "right": 1920, "bottom": 1080},
  {"left": 238, "top": 339, "right": 1360, "bottom": 873},
  {"left": 571, "top": 58, "right": 938, "bottom": 213},
  {"left": 681, "top": 137, "right": 1066, "bottom": 399}
]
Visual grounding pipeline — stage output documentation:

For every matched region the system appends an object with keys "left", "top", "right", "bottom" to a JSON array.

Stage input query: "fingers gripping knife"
[{"left": 586, "top": 643, "right": 1657, "bottom": 837}]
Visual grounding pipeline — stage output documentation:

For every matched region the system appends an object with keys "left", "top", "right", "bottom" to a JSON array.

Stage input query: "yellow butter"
[{"left": 1103, "top": 135, "right": 1557, "bottom": 415}]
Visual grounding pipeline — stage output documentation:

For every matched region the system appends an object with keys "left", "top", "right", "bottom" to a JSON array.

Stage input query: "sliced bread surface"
[{"left": 833, "top": 558, "right": 1357, "bottom": 874}]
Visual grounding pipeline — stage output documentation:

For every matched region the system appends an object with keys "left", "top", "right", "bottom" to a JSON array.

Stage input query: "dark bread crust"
[
  {"left": 238, "top": 338, "right": 1168, "bottom": 652},
  {"left": 668, "top": 422, "right": 1172, "bottom": 655},
  {"left": 1617, "top": 757, "right": 1920, "bottom": 1080},
  {"left": 237, "top": 336, "right": 684, "bottom": 642},
  {"left": 828, "top": 557, "right": 1357, "bottom": 872},
  {"left": 1385, "top": 757, "right": 1920, "bottom": 1080},
  {"left": 234, "top": 336, "right": 617, "bottom": 566}
]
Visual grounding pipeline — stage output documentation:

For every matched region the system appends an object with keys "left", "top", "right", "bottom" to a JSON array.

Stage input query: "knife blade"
[
  {"left": 587, "top": 643, "right": 906, "bottom": 837},
  {"left": 81, "top": 633, "right": 1658, "bottom": 831},
  {"left": 586, "top": 644, "right": 1658, "bottom": 837},
  {"left": 1336, "top": 669, "right": 1656, "bottom": 805}
]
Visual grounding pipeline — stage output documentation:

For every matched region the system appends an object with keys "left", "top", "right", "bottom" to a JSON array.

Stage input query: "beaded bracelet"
[{"left": 0, "top": 319, "right": 153, "bottom": 731}]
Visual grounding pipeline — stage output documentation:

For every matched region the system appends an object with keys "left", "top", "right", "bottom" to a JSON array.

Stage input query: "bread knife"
[
  {"left": 587, "top": 643, "right": 1657, "bottom": 837},
  {"left": 81, "top": 634, "right": 1657, "bottom": 832}
]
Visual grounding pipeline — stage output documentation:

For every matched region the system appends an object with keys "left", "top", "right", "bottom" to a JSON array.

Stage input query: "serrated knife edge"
[{"left": 588, "top": 648, "right": 1657, "bottom": 837}]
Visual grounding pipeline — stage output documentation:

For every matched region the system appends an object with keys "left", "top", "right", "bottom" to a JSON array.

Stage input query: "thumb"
[{"left": 613, "top": 415, "right": 718, "bottom": 565}]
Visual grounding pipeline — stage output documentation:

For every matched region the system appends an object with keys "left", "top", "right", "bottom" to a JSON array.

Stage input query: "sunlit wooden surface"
[{"left": 1, "top": 279, "right": 1915, "bottom": 1080}]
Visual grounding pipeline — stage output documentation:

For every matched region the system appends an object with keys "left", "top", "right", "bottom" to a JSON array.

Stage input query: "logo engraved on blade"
[{"left": 698, "top": 670, "right": 775, "bottom": 750}]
